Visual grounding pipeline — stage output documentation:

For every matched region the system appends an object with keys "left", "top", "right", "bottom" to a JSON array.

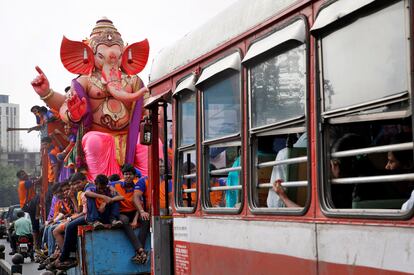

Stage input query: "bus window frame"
[
  {"left": 175, "top": 145, "right": 197, "bottom": 213},
  {"left": 174, "top": 74, "right": 198, "bottom": 214},
  {"left": 243, "top": 16, "right": 311, "bottom": 215},
  {"left": 314, "top": 0, "right": 414, "bottom": 220},
  {"left": 197, "top": 51, "right": 244, "bottom": 214}
]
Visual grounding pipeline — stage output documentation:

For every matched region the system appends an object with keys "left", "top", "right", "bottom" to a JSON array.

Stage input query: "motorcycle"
[{"left": 16, "top": 234, "right": 35, "bottom": 262}]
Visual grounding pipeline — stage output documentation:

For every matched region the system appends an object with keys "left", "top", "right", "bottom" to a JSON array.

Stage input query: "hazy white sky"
[{"left": 0, "top": 0, "right": 238, "bottom": 151}]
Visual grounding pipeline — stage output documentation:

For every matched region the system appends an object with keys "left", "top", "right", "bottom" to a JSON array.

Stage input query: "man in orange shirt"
[
  {"left": 110, "top": 164, "right": 150, "bottom": 264},
  {"left": 159, "top": 158, "right": 173, "bottom": 210},
  {"left": 136, "top": 175, "right": 172, "bottom": 212},
  {"left": 41, "top": 136, "right": 61, "bottom": 216},
  {"left": 16, "top": 170, "right": 39, "bottom": 249}
]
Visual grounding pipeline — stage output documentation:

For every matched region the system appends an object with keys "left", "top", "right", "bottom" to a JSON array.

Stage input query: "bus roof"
[{"left": 149, "top": 0, "right": 299, "bottom": 84}]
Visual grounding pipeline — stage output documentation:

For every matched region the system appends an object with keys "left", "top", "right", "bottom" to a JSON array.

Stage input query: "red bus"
[{"left": 145, "top": 0, "right": 414, "bottom": 274}]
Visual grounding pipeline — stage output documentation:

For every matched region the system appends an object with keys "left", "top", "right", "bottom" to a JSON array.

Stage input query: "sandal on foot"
[
  {"left": 140, "top": 252, "right": 148, "bottom": 264},
  {"left": 55, "top": 259, "right": 78, "bottom": 270},
  {"left": 111, "top": 220, "right": 123, "bottom": 229},
  {"left": 92, "top": 221, "right": 105, "bottom": 230},
  {"left": 131, "top": 249, "right": 147, "bottom": 264}
]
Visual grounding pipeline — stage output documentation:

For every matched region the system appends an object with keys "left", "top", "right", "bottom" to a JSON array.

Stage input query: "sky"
[{"left": 0, "top": 0, "right": 238, "bottom": 152}]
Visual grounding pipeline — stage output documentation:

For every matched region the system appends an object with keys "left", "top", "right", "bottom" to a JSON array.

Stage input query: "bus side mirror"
[{"left": 140, "top": 116, "right": 152, "bottom": 146}]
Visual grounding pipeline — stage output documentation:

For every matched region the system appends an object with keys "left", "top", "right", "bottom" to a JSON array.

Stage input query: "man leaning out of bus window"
[{"left": 111, "top": 164, "right": 150, "bottom": 264}]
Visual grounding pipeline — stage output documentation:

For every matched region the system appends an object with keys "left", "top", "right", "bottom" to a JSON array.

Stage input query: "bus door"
[{"left": 146, "top": 95, "right": 174, "bottom": 275}]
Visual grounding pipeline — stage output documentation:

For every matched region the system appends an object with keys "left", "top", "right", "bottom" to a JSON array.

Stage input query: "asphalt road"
[{"left": 0, "top": 237, "right": 40, "bottom": 275}]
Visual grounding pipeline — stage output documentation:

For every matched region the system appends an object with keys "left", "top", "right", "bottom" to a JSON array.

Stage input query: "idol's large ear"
[
  {"left": 121, "top": 39, "right": 150, "bottom": 75},
  {"left": 60, "top": 36, "right": 94, "bottom": 75}
]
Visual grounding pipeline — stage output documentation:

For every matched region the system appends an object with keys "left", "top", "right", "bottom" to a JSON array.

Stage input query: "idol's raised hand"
[{"left": 31, "top": 66, "right": 50, "bottom": 97}]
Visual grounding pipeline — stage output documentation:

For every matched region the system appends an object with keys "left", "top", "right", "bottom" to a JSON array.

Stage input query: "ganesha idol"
[{"left": 31, "top": 18, "right": 159, "bottom": 179}]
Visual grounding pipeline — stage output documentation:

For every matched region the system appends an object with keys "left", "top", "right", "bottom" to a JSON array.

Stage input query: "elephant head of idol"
[{"left": 60, "top": 17, "right": 149, "bottom": 81}]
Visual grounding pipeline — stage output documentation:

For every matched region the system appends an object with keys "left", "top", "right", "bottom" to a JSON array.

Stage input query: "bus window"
[
  {"left": 244, "top": 18, "right": 309, "bottom": 213},
  {"left": 175, "top": 81, "right": 197, "bottom": 212},
  {"left": 315, "top": 0, "right": 414, "bottom": 217},
  {"left": 177, "top": 149, "right": 196, "bottom": 208},
  {"left": 197, "top": 54, "right": 242, "bottom": 212}
]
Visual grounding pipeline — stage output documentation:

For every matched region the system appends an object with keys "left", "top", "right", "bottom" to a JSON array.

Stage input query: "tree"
[{"left": 0, "top": 165, "right": 19, "bottom": 207}]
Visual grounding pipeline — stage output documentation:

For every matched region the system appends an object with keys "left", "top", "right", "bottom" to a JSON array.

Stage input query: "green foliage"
[{"left": 0, "top": 165, "right": 19, "bottom": 207}]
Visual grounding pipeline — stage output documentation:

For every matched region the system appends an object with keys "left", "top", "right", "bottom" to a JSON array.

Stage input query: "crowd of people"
[
  {"left": 11, "top": 101, "right": 164, "bottom": 271},
  {"left": 10, "top": 106, "right": 177, "bottom": 274},
  {"left": 268, "top": 128, "right": 414, "bottom": 210},
  {"left": 13, "top": 163, "right": 152, "bottom": 272},
  {"left": 6, "top": 17, "right": 168, "bottom": 273}
]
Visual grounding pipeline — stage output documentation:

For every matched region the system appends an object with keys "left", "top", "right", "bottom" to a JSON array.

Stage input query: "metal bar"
[
  {"left": 41, "top": 148, "right": 48, "bottom": 221},
  {"left": 210, "top": 166, "right": 241, "bottom": 175},
  {"left": 328, "top": 110, "right": 411, "bottom": 124},
  {"left": 177, "top": 143, "right": 195, "bottom": 151},
  {"left": 257, "top": 156, "right": 307, "bottom": 169},
  {"left": 202, "top": 135, "right": 241, "bottom": 146},
  {"left": 250, "top": 115, "right": 305, "bottom": 134},
  {"left": 258, "top": 180, "right": 308, "bottom": 188},
  {"left": 6, "top": 127, "right": 30, "bottom": 132},
  {"left": 183, "top": 173, "right": 196, "bottom": 179},
  {"left": 151, "top": 108, "right": 161, "bottom": 217},
  {"left": 331, "top": 173, "right": 414, "bottom": 185},
  {"left": 322, "top": 91, "right": 408, "bottom": 117},
  {"left": 183, "top": 188, "right": 197, "bottom": 193},
  {"left": 185, "top": 153, "right": 192, "bottom": 206},
  {"left": 163, "top": 102, "right": 169, "bottom": 212},
  {"left": 210, "top": 185, "right": 242, "bottom": 191},
  {"left": 256, "top": 126, "right": 306, "bottom": 137},
  {"left": 332, "top": 142, "right": 413, "bottom": 158}
]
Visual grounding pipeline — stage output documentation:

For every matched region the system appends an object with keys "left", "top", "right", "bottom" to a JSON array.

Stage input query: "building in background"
[
  {"left": 0, "top": 152, "right": 41, "bottom": 176},
  {"left": 0, "top": 94, "right": 20, "bottom": 152},
  {"left": 0, "top": 94, "right": 40, "bottom": 174}
]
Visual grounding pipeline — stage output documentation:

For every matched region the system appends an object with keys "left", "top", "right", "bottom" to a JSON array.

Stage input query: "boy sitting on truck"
[
  {"left": 110, "top": 164, "right": 150, "bottom": 264},
  {"left": 87, "top": 174, "right": 124, "bottom": 229}
]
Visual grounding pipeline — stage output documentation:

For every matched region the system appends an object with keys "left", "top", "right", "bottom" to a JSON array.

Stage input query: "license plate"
[{"left": 19, "top": 243, "right": 28, "bottom": 251}]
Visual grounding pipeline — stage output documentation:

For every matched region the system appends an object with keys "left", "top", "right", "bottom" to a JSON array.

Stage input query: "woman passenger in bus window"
[
  {"left": 329, "top": 133, "right": 373, "bottom": 208},
  {"left": 225, "top": 148, "right": 241, "bottom": 208},
  {"left": 385, "top": 132, "right": 413, "bottom": 173},
  {"left": 384, "top": 132, "right": 414, "bottom": 211},
  {"left": 225, "top": 157, "right": 240, "bottom": 207}
]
